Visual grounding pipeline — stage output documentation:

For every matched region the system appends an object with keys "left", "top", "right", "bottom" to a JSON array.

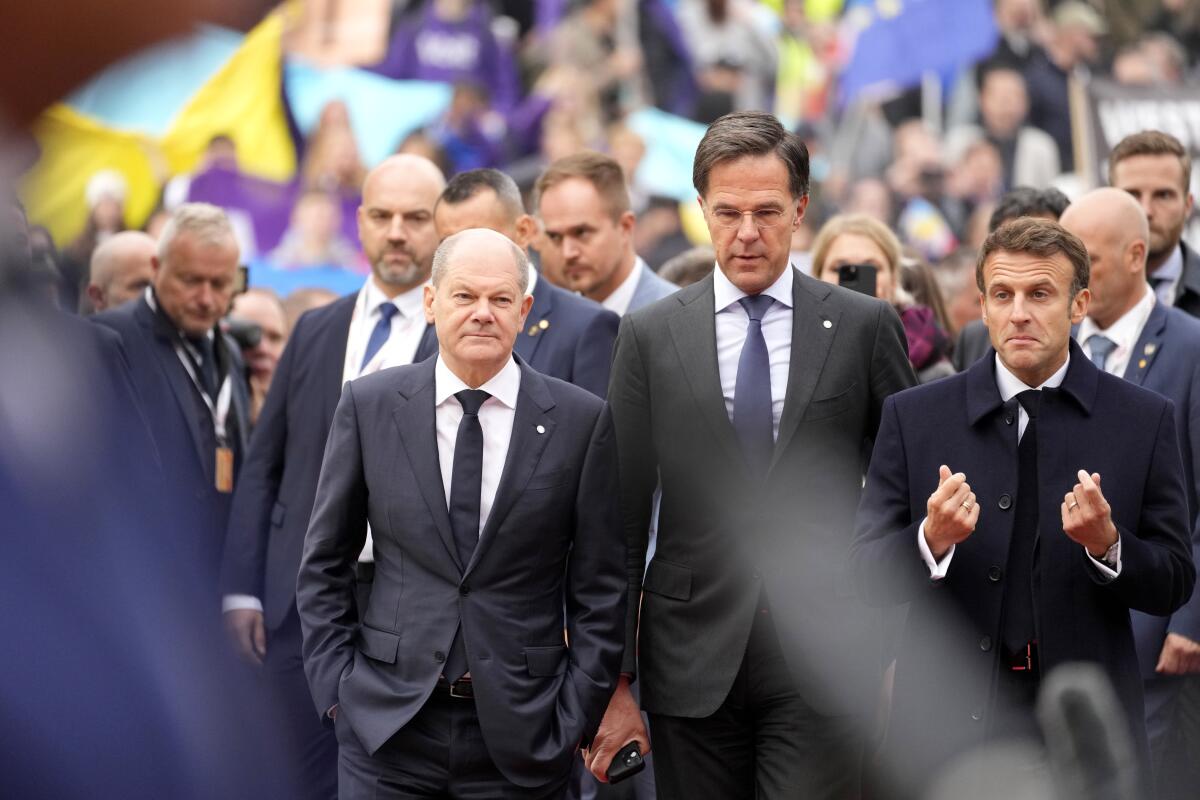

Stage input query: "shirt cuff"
[
  {"left": 918, "top": 518, "right": 955, "bottom": 580},
  {"left": 222, "top": 594, "right": 264, "bottom": 613},
  {"left": 1085, "top": 537, "right": 1122, "bottom": 580}
]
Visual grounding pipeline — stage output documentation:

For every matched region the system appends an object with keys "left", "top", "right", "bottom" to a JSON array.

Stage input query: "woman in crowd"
[{"left": 811, "top": 213, "right": 954, "bottom": 382}]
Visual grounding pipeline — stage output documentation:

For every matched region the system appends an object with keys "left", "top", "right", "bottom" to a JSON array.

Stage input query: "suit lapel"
[
  {"left": 390, "top": 361, "right": 461, "bottom": 571},
  {"left": 770, "top": 271, "right": 840, "bottom": 472},
  {"left": 135, "top": 297, "right": 209, "bottom": 468},
  {"left": 514, "top": 282, "right": 554, "bottom": 365},
  {"left": 667, "top": 277, "right": 743, "bottom": 468},
  {"left": 1123, "top": 301, "right": 1166, "bottom": 386},
  {"left": 465, "top": 361, "right": 556, "bottom": 577}
]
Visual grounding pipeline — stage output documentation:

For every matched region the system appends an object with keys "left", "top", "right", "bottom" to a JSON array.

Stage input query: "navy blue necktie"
[
  {"left": 444, "top": 388, "right": 490, "bottom": 682},
  {"left": 360, "top": 302, "right": 399, "bottom": 370},
  {"left": 733, "top": 294, "right": 775, "bottom": 475},
  {"left": 1002, "top": 389, "right": 1041, "bottom": 657},
  {"left": 188, "top": 334, "right": 219, "bottom": 398}
]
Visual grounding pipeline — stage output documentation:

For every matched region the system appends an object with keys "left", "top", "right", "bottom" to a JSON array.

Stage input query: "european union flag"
[{"left": 839, "top": 0, "right": 998, "bottom": 105}]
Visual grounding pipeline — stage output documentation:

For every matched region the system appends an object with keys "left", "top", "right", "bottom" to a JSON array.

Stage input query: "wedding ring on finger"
[
  {"left": 961, "top": 500, "right": 973, "bottom": 511},
  {"left": 1068, "top": 500, "right": 1079, "bottom": 512}
]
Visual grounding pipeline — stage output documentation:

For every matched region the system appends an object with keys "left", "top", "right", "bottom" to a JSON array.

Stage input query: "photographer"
[{"left": 226, "top": 287, "right": 287, "bottom": 427}]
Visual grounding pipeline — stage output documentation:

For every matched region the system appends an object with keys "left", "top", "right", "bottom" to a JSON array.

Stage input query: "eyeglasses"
[{"left": 708, "top": 208, "right": 790, "bottom": 230}]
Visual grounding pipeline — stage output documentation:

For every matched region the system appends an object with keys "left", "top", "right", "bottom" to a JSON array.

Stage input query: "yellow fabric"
[{"left": 21, "top": 12, "right": 294, "bottom": 245}]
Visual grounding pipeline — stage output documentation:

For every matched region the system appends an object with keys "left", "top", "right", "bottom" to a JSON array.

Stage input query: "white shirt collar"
[
  {"left": 601, "top": 257, "right": 644, "bottom": 316},
  {"left": 362, "top": 276, "right": 426, "bottom": 320},
  {"left": 994, "top": 351, "right": 1070, "bottom": 400},
  {"left": 1153, "top": 245, "right": 1184, "bottom": 283},
  {"left": 713, "top": 261, "right": 795, "bottom": 314},
  {"left": 527, "top": 263, "right": 539, "bottom": 296},
  {"left": 434, "top": 354, "right": 522, "bottom": 410},
  {"left": 1077, "top": 282, "right": 1156, "bottom": 354}
]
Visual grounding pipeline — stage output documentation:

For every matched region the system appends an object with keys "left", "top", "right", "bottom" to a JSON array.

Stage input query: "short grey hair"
[
  {"left": 431, "top": 228, "right": 530, "bottom": 295},
  {"left": 157, "top": 203, "right": 238, "bottom": 263}
]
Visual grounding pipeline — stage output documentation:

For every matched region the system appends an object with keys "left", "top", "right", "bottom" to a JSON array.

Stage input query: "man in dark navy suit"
[
  {"left": 433, "top": 168, "right": 619, "bottom": 398},
  {"left": 297, "top": 228, "right": 626, "bottom": 798},
  {"left": 218, "top": 154, "right": 445, "bottom": 799},
  {"left": 1061, "top": 189, "right": 1200, "bottom": 800},
  {"left": 850, "top": 218, "right": 1195, "bottom": 799},
  {"left": 92, "top": 202, "right": 251, "bottom": 587}
]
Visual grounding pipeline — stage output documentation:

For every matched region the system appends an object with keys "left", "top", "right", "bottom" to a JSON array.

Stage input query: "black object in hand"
[{"left": 606, "top": 741, "right": 645, "bottom": 784}]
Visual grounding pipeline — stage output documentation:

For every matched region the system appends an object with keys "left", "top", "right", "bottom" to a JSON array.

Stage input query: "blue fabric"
[
  {"left": 733, "top": 295, "right": 774, "bottom": 475},
  {"left": 360, "top": 302, "right": 398, "bottom": 370}
]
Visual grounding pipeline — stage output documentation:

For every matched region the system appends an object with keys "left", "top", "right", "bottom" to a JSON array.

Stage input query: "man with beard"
[
  {"left": 1109, "top": 131, "right": 1199, "bottom": 317},
  {"left": 219, "top": 154, "right": 445, "bottom": 800}
]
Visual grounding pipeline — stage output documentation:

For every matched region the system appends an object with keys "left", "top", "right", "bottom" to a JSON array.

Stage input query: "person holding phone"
[{"left": 812, "top": 213, "right": 954, "bottom": 382}]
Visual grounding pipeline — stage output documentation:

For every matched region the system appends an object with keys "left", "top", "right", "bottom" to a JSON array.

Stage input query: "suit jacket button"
[
  {"left": 988, "top": 566, "right": 1002, "bottom": 582},
  {"left": 979, "top": 636, "right": 993, "bottom": 652},
  {"left": 434, "top": 651, "right": 445, "bottom": 663},
  {"left": 1005, "top": 414, "right": 1014, "bottom": 425},
  {"left": 459, "top": 585, "right": 470, "bottom": 597},
  {"left": 998, "top": 494, "right": 1012, "bottom": 510}
]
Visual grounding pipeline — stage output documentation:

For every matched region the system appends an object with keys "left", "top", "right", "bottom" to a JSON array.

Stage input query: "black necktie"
[
  {"left": 444, "top": 389, "right": 489, "bottom": 682},
  {"left": 1002, "top": 389, "right": 1041, "bottom": 656},
  {"left": 188, "top": 334, "right": 219, "bottom": 398},
  {"left": 733, "top": 294, "right": 775, "bottom": 475}
]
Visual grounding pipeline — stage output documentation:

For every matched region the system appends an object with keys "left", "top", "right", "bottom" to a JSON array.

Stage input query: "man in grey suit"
[
  {"left": 588, "top": 112, "right": 916, "bottom": 799},
  {"left": 535, "top": 152, "right": 676, "bottom": 317},
  {"left": 296, "top": 228, "right": 627, "bottom": 798}
]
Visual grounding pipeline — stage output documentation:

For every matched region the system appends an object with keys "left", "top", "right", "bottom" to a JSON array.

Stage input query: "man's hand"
[
  {"left": 585, "top": 676, "right": 650, "bottom": 783},
  {"left": 223, "top": 608, "right": 266, "bottom": 665},
  {"left": 1061, "top": 471, "right": 1119, "bottom": 557},
  {"left": 923, "top": 465, "right": 979, "bottom": 560},
  {"left": 1156, "top": 633, "right": 1200, "bottom": 675},
  {"left": 328, "top": 704, "right": 338, "bottom": 721}
]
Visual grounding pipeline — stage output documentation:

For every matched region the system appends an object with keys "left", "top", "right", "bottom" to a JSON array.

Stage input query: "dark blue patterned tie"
[
  {"left": 733, "top": 294, "right": 775, "bottom": 475},
  {"left": 444, "top": 388, "right": 490, "bottom": 682},
  {"left": 360, "top": 302, "right": 399, "bottom": 370}
]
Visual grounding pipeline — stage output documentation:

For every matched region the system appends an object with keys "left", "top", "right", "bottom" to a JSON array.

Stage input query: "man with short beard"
[
  {"left": 1109, "top": 130, "right": 1199, "bottom": 317},
  {"left": 220, "top": 154, "right": 445, "bottom": 800}
]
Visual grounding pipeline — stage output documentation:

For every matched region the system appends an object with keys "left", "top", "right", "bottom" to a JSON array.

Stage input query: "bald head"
[
  {"left": 358, "top": 154, "right": 446, "bottom": 296},
  {"left": 87, "top": 230, "right": 156, "bottom": 311},
  {"left": 1059, "top": 188, "right": 1151, "bottom": 329},
  {"left": 431, "top": 227, "right": 530, "bottom": 295}
]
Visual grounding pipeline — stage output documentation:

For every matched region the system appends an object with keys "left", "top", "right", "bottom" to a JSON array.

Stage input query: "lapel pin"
[
  {"left": 536, "top": 424, "right": 545, "bottom": 434},
  {"left": 1144, "top": 343, "right": 1156, "bottom": 355},
  {"left": 1138, "top": 358, "right": 1148, "bottom": 369},
  {"left": 822, "top": 319, "right": 832, "bottom": 329},
  {"left": 528, "top": 319, "right": 550, "bottom": 336}
]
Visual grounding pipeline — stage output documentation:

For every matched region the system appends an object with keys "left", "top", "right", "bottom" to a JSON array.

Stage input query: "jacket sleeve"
[
  {"left": 868, "top": 301, "right": 918, "bottom": 447},
  {"left": 295, "top": 380, "right": 369, "bottom": 718},
  {"left": 571, "top": 308, "right": 620, "bottom": 399},
  {"left": 1168, "top": 362, "right": 1200, "bottom": 641},
  {"left": 607, "top": 315, "right": 660, "bottom": 676}
]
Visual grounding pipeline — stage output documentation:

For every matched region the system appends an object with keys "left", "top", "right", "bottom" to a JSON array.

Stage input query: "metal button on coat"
[
  {"left": 988, "top": 566, "right": 1002, "bottom": 582},
  {"left": 434, "top": 651, "right": 446, "bottom": 663},
  {"left": 998, "top": 494, "right": 1012, "bottom": 510},
  {"left": 980, "top": 636, "right": 993, "bottom": 652},
  {"left": 1005, "top": 413, "right": 1014, "bottom": 425}
]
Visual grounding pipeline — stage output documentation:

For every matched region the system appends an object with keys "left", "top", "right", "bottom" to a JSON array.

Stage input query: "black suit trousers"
[{"left": 647, "top": 598, "right": 862, "bottom": 800}]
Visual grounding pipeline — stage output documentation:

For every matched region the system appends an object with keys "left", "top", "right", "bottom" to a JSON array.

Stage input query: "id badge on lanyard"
[{"left": 174, "top": 341, "right": 235, "bottom": 493}]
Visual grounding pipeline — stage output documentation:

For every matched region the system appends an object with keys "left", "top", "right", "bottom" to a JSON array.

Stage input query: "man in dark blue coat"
[
  {"left": 433, "top": 167, "right": 620, "bottom": 398},
  {"left": 1061, "top": 189, "right": 1200, "bottom": 800},
  {"left": 92, "top": 203, "right": 251, "bottom": 587},
  {"left": 219, "top": 154, "right": 446, "bottom": 799},
  {"left": 850, "top": 218, "right": 1195, "bottom": 798}
]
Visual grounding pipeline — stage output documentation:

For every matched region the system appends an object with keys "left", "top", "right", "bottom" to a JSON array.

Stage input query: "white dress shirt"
[
  {"left": 434, "top": 355, "right": 521, "bottom": 537},
  {"left": 601, "top": 257, "right": 647, "bottom": 317},
  {"left": 919, "top": 353, "right": 1120, "bottom": 579},
  {"left": 1150, "top": 246, "right": 1184, "bottom": 307},
  {"left": 1077, "top": 283, "right": 1156, "bottom": 377},
  {"left": 713, "top": 263, "right": 794, "bottom": 439},
  {"left": 341, "top": 277, "right": 429, "bottom": 383}
]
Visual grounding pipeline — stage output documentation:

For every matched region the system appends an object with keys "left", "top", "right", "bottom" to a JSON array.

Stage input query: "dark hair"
[
  {"left": 1108, "top": 130, "right": 1192, "bottom": 192},
  {"left": 692, "top": 111, "right": 809, "bottom": 199},
  {"left": 977, "top": 218, "right": 1090, "bottom": 298},
  {"left": 438, "top": 168, "right": 525, "bottom": 221},
  {"left": 988, "top": 186, "right": 1071, "bottom": 232},
  {"left": 534, "top": 151, "right": 630, "bottom": 220}
]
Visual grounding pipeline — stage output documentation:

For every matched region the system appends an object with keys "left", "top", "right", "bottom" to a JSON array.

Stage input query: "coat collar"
[{"left": 966, "top": 337, "right": 1099, "bottom": 426}]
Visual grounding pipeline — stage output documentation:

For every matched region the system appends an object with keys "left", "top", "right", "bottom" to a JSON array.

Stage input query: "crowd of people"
[{"left": 3, "top": 1, "right": 1200, "bottom": 799}]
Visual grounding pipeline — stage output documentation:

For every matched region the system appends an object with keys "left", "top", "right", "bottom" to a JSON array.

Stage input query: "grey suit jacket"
[
  {"left": 296, "top": 357, "right": 626, "bottom": 788},
  {"left": 608, "top": 268, "right": 916, "bottom": 719},
  {"left": 628, "top": 260, "right": 678, "bottom": 314}
]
